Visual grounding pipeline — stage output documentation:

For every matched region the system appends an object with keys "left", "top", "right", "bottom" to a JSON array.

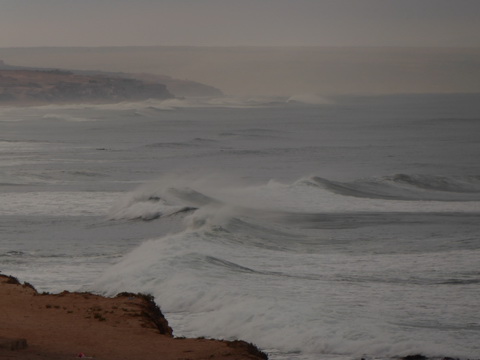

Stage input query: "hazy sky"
[{"left": 1, "top": 0, "right": 479, "bottom": 47}]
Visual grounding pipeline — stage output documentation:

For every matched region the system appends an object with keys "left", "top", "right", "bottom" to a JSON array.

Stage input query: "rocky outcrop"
[
  {"left": 0, "top": 69, "right": 173, "bottom": 105},
  {"left": 0, "top": 275, "right": 268, "bottom": 360},
  {"left": 0, "top": 338, "right": 28, "bottom": 351},
  {"left": 0, "top": 60, "right": 223, "bottom": 99},
  {"left": 123, "top": 73, "right": 223, "bottom": 98}
]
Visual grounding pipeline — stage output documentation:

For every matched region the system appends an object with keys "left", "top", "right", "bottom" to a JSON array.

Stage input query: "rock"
[
  {"left": 401, "top": 355, "right": 428, "bottom": 360},
  {"left": 0, "top": 338, "right": 28, "bottom": 350},
  {"left": 0, "top": 69, "right": 173, "bottom": 105},
  {"left": 0, "top": 275, "right": 268, "bottom": 360}
]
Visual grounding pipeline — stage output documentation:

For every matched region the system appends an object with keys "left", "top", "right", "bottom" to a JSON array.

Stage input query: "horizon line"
[{"left": 1, "top": 45, "right": 480, "bottom": 50}]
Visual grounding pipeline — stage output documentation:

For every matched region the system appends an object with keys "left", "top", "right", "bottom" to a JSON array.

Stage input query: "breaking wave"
[
  {"left": 17, "top": 95, "right": 332, "bottom": 115},
  {"left": 304, "top": 174, "right": 480, "bottom": 201},
  {"left": 106, "top": 173, "right": 480, "bottom": 223},
  {"left": 42, "top": 113, "right": 93, "bottom": 122},
  {"left": 92, "top": 173, "right": 480, "bottom": 359}
]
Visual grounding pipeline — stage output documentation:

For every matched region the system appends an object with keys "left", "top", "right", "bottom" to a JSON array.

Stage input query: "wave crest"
[{"left": 305, "top": 174, "right": 480, "bottom": 201}]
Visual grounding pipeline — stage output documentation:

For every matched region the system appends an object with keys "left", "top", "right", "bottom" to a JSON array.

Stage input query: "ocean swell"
[
  {"left": 304, "top": 174, "right": 480, "bottom": 201},
  {"left": 92, "top": 174, "right": 480, "bottom": 359}
]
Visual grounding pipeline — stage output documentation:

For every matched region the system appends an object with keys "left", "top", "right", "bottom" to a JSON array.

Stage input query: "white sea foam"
[
  {"left": 287, "top": 93, "right": 332, "bottom": 105},
  {"left": 0, "top": 140, "right": 46, "bottom": 152},
  {"left": 1, "top": 95, "right": 329, "bottom": 125},
  {"left": 184, "top": 176, "right": 480, "bottom": 214},
  {"left": 42, "top": 113, "right": 93, "bottom": 122},
  {"left": 3, "top": 96, "right": 480, "bottom": 360},
  {"left": 108, "top": 195, "right": 195, "bottom": 221},
  {"left": 92, "top": 174, "right": 480, "bottom": 358},
  {"left": 93, "top": 211, "right": 480, "bottom": 358},
  {"left": 101, "top": 174, "right": 480, "bottom": 235},
  {"left": 0, "top": 192, "right": 119, "bottom": 216}
]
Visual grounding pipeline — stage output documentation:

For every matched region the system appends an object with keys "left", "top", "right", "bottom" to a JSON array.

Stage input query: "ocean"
[{"left": 1, "top": 94, "right": 479, "bottom": 360}]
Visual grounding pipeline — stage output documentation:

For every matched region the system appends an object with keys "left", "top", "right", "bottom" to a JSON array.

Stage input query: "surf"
[{"left": 89, "top": 173, "right": 480, "bottom": 359}]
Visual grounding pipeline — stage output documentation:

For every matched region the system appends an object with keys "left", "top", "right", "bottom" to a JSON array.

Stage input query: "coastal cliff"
[
  {"left": 0, "top": 69, "right": 173, "bottom": 105},
  {"left": 0, "top": 60, "right": 223, "bottom": 101},
  {"left": 0, "top": 275, "right": 267, "bottom": 360},
  {"left": 121, "top": 73, "right": 223, "bottom": 98}
]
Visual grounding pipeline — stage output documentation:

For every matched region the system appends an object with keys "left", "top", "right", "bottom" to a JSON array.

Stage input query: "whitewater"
[{"left": 1, "top": 94, "right": 479, "bottom": 360}]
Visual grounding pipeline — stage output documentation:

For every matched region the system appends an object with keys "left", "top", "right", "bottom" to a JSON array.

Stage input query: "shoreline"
[
  {"left": 0, "top": 274, "right": 267, "bottom": 360},
  {"left": 1, "top": 275, "right": 474, "bottom": 360}
]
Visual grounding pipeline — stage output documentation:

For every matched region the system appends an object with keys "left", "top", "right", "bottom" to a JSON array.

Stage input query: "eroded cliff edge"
[{"left": 0, "top": 275, "right": 267, "bottom": 360}]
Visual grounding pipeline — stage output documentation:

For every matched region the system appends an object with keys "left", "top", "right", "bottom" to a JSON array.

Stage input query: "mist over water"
[{"left": 1, "top": 94, "right": 480, "bottom": 359}]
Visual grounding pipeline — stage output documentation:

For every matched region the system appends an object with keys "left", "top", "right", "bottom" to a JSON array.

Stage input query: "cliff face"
[
  {"left": 0, "top": 69, "right": 173, "bottom": 105},
  {"left": 0, "top": 275, "right": 268, "bottom": 360},
  {"left": 124, "top": 73, "right": 223, "bottom": 98},
  {"left": 0, "top": 61, "right": 223, "bottom": 100}
]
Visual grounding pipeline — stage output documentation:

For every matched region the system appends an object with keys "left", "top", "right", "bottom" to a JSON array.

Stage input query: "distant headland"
[{"left": 0, "top": 61, "right": 223, "bottom": 106}]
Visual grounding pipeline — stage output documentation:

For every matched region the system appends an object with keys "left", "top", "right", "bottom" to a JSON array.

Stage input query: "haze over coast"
[
  {"left": 1, "top": 46, "right": 480, "bottom": 97},
  {"left": 0, "top": 60, "right": 223, "bottom": 105}
]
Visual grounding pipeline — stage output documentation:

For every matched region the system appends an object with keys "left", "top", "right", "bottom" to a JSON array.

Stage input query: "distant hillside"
[
  {"left": 0, "top": 69, "right": 173, "bottom": 105},
  {"left": 122, "top": 73, "right": 223, "bottom": 98},
  {"left": 0, "top": 60, "right": 223, "bottom": 99}
]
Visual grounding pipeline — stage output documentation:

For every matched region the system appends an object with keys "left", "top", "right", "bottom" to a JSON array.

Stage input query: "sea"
[{"left": 1, "top": 94, "right": 479, "bottom": 360}]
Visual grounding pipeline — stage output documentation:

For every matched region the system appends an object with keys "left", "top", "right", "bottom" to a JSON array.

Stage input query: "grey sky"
[{"left": 1, "top": 0, "right": 479, "bottom": 47}]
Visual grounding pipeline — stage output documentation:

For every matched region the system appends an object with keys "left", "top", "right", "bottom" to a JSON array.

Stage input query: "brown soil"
[{"left": 0, "top": 275, "right": 267, "bottom": 360}]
